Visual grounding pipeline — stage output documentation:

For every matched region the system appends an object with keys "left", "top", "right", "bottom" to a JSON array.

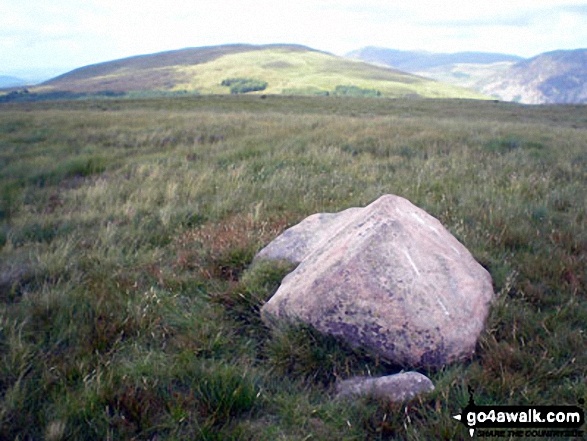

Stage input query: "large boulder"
[{"left": 258, "top": 195, "right": 494, "bottom": 368}]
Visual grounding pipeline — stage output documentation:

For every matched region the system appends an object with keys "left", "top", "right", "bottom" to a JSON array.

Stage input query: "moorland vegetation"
[
  {"left": 20, "top": 45, "right": 486, "bottom": 100},
  {"left": 0, "top": 95, "right": 585, "bottom": 440}
]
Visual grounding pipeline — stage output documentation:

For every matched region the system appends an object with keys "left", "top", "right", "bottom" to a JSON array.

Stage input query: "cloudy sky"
[{"left": 2, "top": 0, "right": 587, "bottom": 80}]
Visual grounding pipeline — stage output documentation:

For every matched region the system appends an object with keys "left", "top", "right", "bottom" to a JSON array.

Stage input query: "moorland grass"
[{"left": 0, "top": 95, "right": 586, "bottom": 440}]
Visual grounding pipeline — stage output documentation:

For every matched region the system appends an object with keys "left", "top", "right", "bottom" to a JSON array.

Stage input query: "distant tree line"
[
  {"left": 281, "top": 87, "right": 330, "bottom": 96},
  {"left": 0, "top": 89, "right": 127, "bottom": 103},
  {"left": 221, "top": 78, "right": 268, "bottom": 94},
  {"left": 281, "top": 85, "right": 383, "bottom": 97},
  {"left": 332, "top": 85, "right": 382, "bottom": 97},
  {"left": 0, "top": 89, "right": 198, "bottom": 103}
]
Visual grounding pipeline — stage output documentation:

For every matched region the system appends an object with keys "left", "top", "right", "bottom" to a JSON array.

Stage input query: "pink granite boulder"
[{"left": 258, "top": 195, "right": 494, "bottom": 368}]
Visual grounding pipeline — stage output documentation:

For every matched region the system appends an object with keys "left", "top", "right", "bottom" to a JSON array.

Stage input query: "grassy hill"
[
  {"left": 0, "top": 95, "right": 585, "bottom": 439},
  {"left": 35, "top": 44, "right": 487, "bottom": 100}
]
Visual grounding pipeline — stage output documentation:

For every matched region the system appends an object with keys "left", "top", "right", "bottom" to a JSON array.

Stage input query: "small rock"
[
  {"left": 254, "top": 207, "right": 362, "bottom": 264},
  {"left": 335, "top": 372, "right": 435, "bottom": 402}
]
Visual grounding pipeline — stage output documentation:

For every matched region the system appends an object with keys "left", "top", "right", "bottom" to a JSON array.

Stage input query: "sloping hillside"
[
  {"left": 346, "top": 46, "right": 522, "bottom": 72},
  {"left": 346, "top": 47, "right": 522, "bottom": 96},
  {"left": 481, "top": 49, "right": 587, "bottom": 104},
  {"left": 348, "top": 46, "right": 587, "bottom": 104},
  {"left": 42, "top": 44, "right": 302, "bottom": 91},
  {"left": 37, "top": 44, "right": 487, "bottom": 100}
]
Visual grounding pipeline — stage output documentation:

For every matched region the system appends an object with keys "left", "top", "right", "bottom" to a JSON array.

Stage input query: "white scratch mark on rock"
[
  {"left": 411, "top": 211, "right": 426, "bottom": 226},
  {"left": 403, "top": 250, "right": 420, "bottom": 276},
  {"left": 411, "top": 211, "right": 440, "bottom": 235},
  {"left": 436, "top": 296, "right": 450, "bottom": 316}
]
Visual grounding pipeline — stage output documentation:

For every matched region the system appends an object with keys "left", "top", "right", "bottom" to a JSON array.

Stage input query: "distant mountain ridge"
[
  {"left": 31, "top": 44, "right": 486, "bottom": 100},
  {"left": 480, "top": 48, "right": 587, "bottom": 104},
  {"left": 346, "top": 47, "right": 523, "bottom": 71},
  {"left": 7, "top": 44, "right": 587, "bottom": 104},
  {"left": 0, "top": 75, "right": 28, "bottom": 88},
  {"left": 347, "top": 46, "right": 587, "bottom": 104}
]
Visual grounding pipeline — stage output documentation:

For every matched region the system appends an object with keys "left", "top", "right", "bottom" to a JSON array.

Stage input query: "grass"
[
  {"left": 34, "top": 45, "right": 487, "bottom": 100},
  {"left": 0, "top": 95, "right": 586, "bottom": 440},
  {"left": 170, "top": 48, "right": 488, "bottom": 99}
]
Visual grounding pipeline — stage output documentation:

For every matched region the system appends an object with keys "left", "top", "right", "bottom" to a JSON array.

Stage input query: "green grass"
[
  {"left": 0, "top": 95, "right": 586, "bottom": 440},
  {"left": 170, "top": 48, "right": 489, "bottom": 99},
  {"left": 35, "top": 45, "right": 488, "bottom": 100}
]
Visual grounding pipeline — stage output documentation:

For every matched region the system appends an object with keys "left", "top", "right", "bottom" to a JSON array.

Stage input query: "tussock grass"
[{"left": 1, "top": 96, "right": 586, "bottom": 439}]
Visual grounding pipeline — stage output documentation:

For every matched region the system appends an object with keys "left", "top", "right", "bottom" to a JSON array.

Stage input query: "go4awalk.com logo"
[{"left": 453, "top": 387, "right": 585, "bottom": 438}]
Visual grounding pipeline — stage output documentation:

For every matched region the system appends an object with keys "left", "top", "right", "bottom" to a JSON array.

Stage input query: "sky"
[{"left": 2, "top": 0, "right": 587, "bottom": 80}]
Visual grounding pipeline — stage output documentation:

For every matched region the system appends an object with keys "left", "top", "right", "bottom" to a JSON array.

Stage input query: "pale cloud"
[{"left": 1, "top": 0, "right": 586, "bottom": 77}]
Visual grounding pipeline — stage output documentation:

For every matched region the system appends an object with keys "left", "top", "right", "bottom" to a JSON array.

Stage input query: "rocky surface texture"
[
  {"left": 335, "top": 372, "right": 435, "bottom": 402},
  {"left": 258, "top": 194, "right": 494, "bottom": 368}
]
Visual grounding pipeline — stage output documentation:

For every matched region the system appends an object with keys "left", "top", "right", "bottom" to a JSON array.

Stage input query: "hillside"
[
  {"left": 347, "top": 47, "right": 522, "bottom": 97},
  {"left": 36, "top": 44, "right": 486, "bottom": 100},
  {"left": 346, "top": 46, "right": 522, "bottom": 72},
  {"left": 409, "top": 62, "right": 517, "bottom": 91},
  {"left": 348, "top": 46, "right": 587, "bottom": 104},
  {"left": 481, "top": 48, "right": 587, "bottom": 104}
]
